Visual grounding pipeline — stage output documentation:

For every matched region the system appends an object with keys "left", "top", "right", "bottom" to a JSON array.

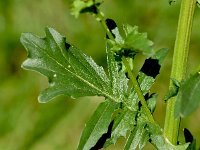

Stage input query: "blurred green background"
[{"left": 0, "top": 0, "right": 200, "bottom": 149}]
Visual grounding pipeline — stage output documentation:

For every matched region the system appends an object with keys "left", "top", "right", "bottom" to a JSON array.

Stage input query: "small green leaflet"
[
  {"left": 146, "top": 93, "right": 157, "bottom": 113},
  {"left": 175, "top": 73, "right": 200, "bottom": 118},
  {"left": 71, "top": 0, "right": 102, "bottom": 18},
  {"left": 21, "top": 27, "right": 116, "bottom": 103},
  {"left": 106, "top": 23, "right": 155, "bottom": 58},
  {"left": 123, "top": 24, "right": 155, "bottom": 57},
  {"left": 123, "top": 107, "right": 149, "bottom": 150},
  {"left": 164, "top": 78, "right": 180, "bottom": 101},
  {"left": 77, "top": 100, "right": 116, "bottom": 150}
]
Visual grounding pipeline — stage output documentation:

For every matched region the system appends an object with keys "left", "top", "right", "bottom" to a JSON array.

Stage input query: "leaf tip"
[{"left": 38, "top": 95, "right": 48, "bottom": 103}]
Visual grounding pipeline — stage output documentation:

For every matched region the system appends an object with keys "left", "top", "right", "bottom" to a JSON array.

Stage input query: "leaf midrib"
[{"left": 24, "top": 36, "right": 117, "bottom": 102}]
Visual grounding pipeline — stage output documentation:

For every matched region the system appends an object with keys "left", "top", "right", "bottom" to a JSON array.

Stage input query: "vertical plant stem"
[
  {"left": 96, "top": 9, "right": 155, "bottom": 123},
  {"left": 164, "top": 0, "right": 196, "bottom": 144},
  {"left": 96, "top": 11, "right": 115, "bottom": 41},
  {"left": 122, "top": 57, "right": 155, "bottom": 123}
]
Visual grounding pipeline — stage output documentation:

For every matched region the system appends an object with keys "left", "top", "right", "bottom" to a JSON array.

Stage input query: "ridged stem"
[{"left": 164, "top": 0, "right": 196, "bottom": 144}]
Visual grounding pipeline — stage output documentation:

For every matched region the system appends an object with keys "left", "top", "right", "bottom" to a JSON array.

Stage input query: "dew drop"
[
  {"left": 68, "top": 65, "right": 71, "bottom": 68},
  {"left": 53, "top": 74, "right": 57, "bottom": 78}
]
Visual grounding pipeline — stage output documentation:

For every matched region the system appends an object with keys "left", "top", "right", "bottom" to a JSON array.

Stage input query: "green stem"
[
  {"left": 164, "top": 0, "right": 196, "bottom": 144},
  {"left": 122, "top": 57, "right": 155, "bottom": 123},
  {"left": 96, "top": 11, "right": 115, "bottom": 41},
  {"left": 96, "top": 9, "right": 154, "bottom": 123}
]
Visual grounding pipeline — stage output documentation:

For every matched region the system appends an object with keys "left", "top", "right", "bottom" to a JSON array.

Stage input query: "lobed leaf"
[
  {"left": 77, "top": 100, "right": 116, "bottom": 150},
  {"left": 123, "top": 24, "right": 155, "bottom": 57},
  {"left": 175, "top": 73, "right": 200, "bottom": 118},
  {"left": 21, "top": 27, "right": 116, "bottom": 103},
  {"left": 106, "top": 20, "right": 156, "bottom": 59}
]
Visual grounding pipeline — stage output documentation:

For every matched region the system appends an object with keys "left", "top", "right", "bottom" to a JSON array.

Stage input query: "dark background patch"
[{"left": 140, "top": 58, "right": 160, "bottom": 78}]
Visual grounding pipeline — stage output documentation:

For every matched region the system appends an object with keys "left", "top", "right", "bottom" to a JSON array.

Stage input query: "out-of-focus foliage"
[{"left": 0, "top": 0, "right": 200, "bottom": 149}]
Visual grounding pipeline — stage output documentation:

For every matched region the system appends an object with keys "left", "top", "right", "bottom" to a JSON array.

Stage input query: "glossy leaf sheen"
[
  {"left": 21, "top": 28, "right": 114, "bottom": 103},
  {"left": 77, "top": 101, "right": 116, "bottom": 150},
  {"left": 175, "top": 73, "right": 200, "bottom": 117}
]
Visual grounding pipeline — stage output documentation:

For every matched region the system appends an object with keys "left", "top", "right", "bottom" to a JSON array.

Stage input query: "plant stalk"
[
  {"left": 164, "top": 0, "right": 196, "bottom": 144},
  {"left": 96, "top": 9, "right": 155, "bottom": 123},
  {"left": 122, "top": 57, "right": 155, "bottom": 123},
  {"left": 96, "top": 11, "right": 115, "bottom": 41}
]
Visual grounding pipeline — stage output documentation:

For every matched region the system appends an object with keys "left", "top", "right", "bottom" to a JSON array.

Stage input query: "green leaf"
[
  {"left": 21, "top": 27, "right": 115, "bottom": 103},
  {"left": 71, "top": 0, "right": 102, "bottom": 18},
  {"left": 122, "top": 24, "right": 155, "bottom": 57},
  {"left": 148, "top": 123, "right": 189, "bottom": 150},
  {"left": 146, "top": 93, "right": 157, "bottom": 113},
  {"left": 104, "top": 48, "right": 168, "bottom": 146},
  {"left": 127, "top": 72, "right": 155, "bottom": 110},
  {"left": 106, "top": 40, "right": 128, "bottom": 102},
  {"left": 164, "top": 78, "right": 180, "bottom": 101},
  {"left": 123, "top": 104, "right": 152, "bottom": 150},
  {"left": 138, "top": 130, "right": 149, "bottom": 149},
  {"left": 124, "top": 122, "right": 146, "bottom": 150},
  {"left": 175, "top": 73, "right": 200, "bottom": 117},
  {"left": 104, "top": 108, "right": 137, "bottom": 147},
  {"left": 152, "top": 48, "right": 168, "bottom": 65},
  {"left": 126, "top": 48, "right": 168, "bottom": 110},
  {"left": 77, "top": 100, "right": 116, "bottom": 150}
]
